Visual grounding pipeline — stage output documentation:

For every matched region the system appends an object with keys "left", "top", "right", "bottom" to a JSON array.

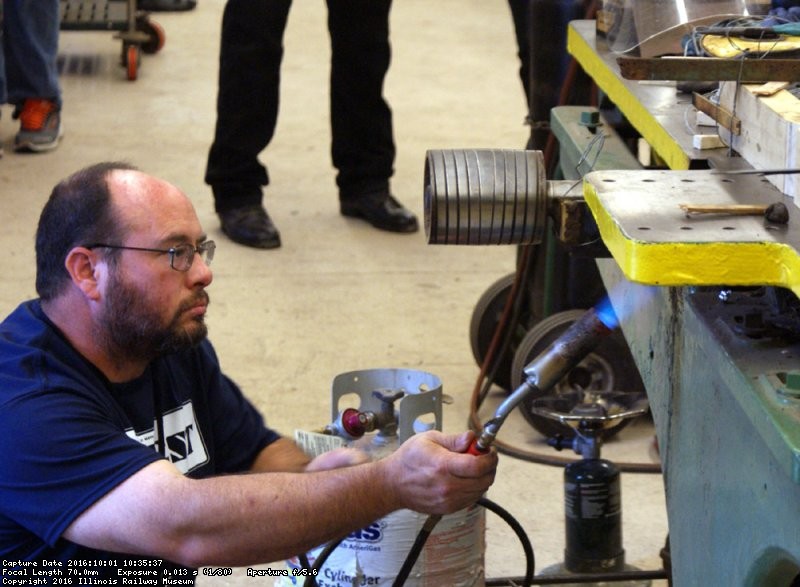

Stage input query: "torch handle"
[{"left": 466, "top": 436, "right": 490, "bottom": 456}]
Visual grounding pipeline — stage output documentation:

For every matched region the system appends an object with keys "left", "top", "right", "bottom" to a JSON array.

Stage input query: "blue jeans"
[{"left": 0, "top": 0, "right": 61, "bottom": 107}]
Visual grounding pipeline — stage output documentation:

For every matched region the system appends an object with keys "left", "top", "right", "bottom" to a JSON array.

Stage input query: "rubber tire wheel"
[
  {"left": 470, "top": 273, "right": 539, "bottom": 392},
  {"left": 122, "top": 44, "right": 141, "bottom": 81},
  {"left": 137, "top": 17, "right": 166, "bottom": 54},
  {"left": 126, "top": 45, "right": 139, "bottom": 81},
  {"left": 510, "top": 309, "right": 646, "bottom": 440}
]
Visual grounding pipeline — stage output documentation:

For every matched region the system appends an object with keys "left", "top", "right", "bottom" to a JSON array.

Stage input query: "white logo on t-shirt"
[{"left": 125, "top": 401, "right": 209, "bottom": 474}]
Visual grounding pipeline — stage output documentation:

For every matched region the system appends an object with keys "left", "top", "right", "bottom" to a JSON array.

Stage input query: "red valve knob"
[{"left": 340, "top": 408, "right": 366, "bottom": 438}]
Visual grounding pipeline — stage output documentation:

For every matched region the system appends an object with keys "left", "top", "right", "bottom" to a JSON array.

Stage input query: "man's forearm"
[
  {"left": 174, "top": 460, "right": 396, "bottom": 566},
  {"left": 64, "top": 458, "right": 396, "bottom": 568}
]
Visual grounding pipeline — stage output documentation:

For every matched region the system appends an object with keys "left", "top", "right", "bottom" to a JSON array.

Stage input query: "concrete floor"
[{"left": 0, "top": 1, "right": 667, "bottom": 584}]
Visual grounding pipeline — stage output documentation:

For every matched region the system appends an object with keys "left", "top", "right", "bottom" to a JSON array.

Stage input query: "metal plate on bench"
[{"left": 583, "top": 169, "right": 800, "bottom": 295}]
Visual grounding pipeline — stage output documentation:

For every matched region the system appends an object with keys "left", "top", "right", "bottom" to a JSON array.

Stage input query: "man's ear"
[{"left": 64, "top": 247, "right": 105, "bottom": 301}]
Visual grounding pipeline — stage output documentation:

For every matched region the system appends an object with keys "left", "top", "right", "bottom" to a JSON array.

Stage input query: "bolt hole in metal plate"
[{"left": 583, "top": 169, "right": 800, "bottom": 295}]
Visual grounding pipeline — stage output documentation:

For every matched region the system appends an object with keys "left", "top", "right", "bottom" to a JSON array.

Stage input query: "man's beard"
[{"left": 100, "top": 271, "right": 209, "bottom": 362}]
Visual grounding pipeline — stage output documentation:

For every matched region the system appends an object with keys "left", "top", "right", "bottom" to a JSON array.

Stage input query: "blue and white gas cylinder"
[{"left": 280, "top": 368, "right": 485, "bottom": 587}]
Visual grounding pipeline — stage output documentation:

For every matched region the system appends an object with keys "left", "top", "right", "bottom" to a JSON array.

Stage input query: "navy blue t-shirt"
[{"left": 0, "top": 300, "right": 280, "bottom": 579}]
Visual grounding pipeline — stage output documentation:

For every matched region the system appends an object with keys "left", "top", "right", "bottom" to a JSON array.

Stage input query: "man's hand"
[
  {"left": 250, "top": 439, "right": 368, "bottom": 473},
  {"left": 381, "top": 430, "right": 497, "bottom": 515}
]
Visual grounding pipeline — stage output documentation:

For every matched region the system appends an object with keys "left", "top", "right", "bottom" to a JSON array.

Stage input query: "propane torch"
[{"left": 467, "top": 300, "right": 617, "bottom": 454}]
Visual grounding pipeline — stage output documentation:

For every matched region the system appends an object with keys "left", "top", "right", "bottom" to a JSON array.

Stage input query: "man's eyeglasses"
[{"left": 85, "top": 241, "right": 216, "bottom": 272}]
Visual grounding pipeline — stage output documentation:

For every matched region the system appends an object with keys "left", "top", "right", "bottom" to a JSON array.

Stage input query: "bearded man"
[{"left": 0, "top": 163, "right": 496, "bottom": 581}]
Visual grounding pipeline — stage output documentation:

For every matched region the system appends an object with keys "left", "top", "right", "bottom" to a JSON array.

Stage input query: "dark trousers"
[
  {"left": 507, "top": 0, "right": 531, "bottom": 108},
  {"left": 205, "top": 0, "right": 395, "bottom": 214}
]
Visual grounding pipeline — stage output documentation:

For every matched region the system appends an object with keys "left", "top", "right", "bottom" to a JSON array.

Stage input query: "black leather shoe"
[
  {"left": 340, "top": 193, "right": 419, "bottom": 233},
  {"left": 219, "top": 205, "right": 281, "bottom": 249},
  {"left": 138, "top": 0, "right": 196, "bottom": 11}
]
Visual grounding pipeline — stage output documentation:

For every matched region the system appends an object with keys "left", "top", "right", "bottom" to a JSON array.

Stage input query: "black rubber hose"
[
  {"left": 391, "top": 514, "right": 441, "bottom": 587},
  {"left": 298, "top": 553, "right": 311, "bottom": 570},
  {"left": 478, "top": 496, "right": 535, "bottom": 587},
  {"left": 301, "top": 536, "right": 345, "bottom": 587},
  {"left": 392, "top": 497, "right": 535, "bottom": 587}
]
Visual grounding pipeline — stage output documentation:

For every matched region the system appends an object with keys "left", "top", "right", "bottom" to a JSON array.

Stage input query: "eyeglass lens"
[{"left": 173, "top": 242, "right": 215, "bottom": 271}]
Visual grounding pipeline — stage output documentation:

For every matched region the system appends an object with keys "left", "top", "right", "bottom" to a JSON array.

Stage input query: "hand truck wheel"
[
  {"left": 122, "top": 43, "right": 140, "bottom": 81},
  {"left": 136, "top": 15, "right": 165, "bottom": 54}
]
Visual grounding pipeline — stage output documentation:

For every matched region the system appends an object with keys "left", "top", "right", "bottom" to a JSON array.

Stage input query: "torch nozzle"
[{"left": 520, "top": 306, "right": 612, "bottom": 392}]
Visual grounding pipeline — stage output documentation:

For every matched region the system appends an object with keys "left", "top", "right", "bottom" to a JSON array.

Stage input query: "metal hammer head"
[{"left": 765, "top": 202, "right": 790, "bottom": 224}]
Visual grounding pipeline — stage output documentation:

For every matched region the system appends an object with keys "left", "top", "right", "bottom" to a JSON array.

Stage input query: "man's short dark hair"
[{"left": 35, "top": 162, "right": 139, "bottom": 301}]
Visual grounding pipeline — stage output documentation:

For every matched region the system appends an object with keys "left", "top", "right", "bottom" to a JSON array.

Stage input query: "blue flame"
[
  {"left": 595, "top": 295, "right": 619, "bottom": 330},
  {"left": 594, "top": 284, "right": 660, "bottom": 330}
]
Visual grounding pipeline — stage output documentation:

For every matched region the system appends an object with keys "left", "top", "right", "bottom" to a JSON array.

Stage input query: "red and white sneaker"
[{"left": 14, "top": 98, "right": 63, "bottom": 153}]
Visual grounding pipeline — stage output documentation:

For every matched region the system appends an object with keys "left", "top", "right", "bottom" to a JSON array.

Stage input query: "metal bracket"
[{"left": 618, "top": 56, "right": 800, "bottom": 83}]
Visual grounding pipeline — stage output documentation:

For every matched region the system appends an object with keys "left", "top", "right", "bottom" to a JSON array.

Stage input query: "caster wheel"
[
  {"left": 470, "top": 273, "right": 539, "bottom": 391},
  {"left": 137, "top": 16, "right": 166, "bottom": 54},
  {"left": 511, "top": 309, "right": 646, "bottom": 440},
  {"left": 124, "top": 44, "right": 140, "bottom": 81}
]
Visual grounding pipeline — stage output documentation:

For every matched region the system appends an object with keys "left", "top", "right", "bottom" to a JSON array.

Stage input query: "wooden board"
[{"left": 718, "top": 82, "right": 800, "bottom": 203}]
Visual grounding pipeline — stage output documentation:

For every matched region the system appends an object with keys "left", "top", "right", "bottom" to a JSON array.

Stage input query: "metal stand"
[{"left": 532, "top": 392, "right": 655, "bottom": 586}]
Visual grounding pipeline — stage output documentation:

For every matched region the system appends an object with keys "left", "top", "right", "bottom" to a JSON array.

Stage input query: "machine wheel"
[
  {"left": 137, "top": 16, "right": 166, "bottom": 54},
  {"left": 470, "top": 273, "right": 538, "bottom": 391},
  {"left": 124, "top": 44, "right": 140, "bottom": 81},
  {"left": 510, "top": 309, "right": 646, "bottom": 440}
]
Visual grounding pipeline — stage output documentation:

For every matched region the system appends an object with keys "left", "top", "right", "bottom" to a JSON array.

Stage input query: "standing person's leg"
[
  {"left": 206, "top": 0, "right": 291, "bottom": 249},
  {"left": 0, "top": 0, "right": 6, "bottom": 105},
  {"left": 5, "top": 0, "right": 62, "bottom": 152},
  {"left": 1, "top": 0, "right": 5, "bottom": 157},
  {"left": 507, "top": 0, "right": 531, "bottom": 106},
  {"left": 327, "top": 0, "right": 417, "bottom": 233}
]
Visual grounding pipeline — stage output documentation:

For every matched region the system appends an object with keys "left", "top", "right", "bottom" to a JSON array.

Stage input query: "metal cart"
[{"left": 60, "top": 0, "right": 165, "bottom": 81}]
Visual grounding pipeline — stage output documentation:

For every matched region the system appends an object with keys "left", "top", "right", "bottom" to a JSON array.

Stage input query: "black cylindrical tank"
[{"left": 563, "top": 457, "right": 626, "bottom": 573}]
